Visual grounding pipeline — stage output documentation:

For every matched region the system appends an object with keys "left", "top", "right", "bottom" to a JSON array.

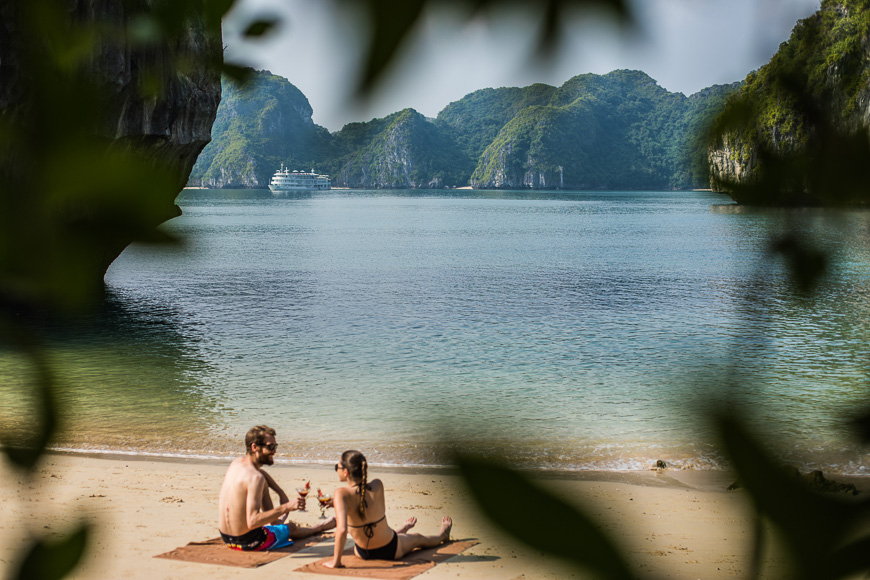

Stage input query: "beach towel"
[
  {"left": 154, "top": 532, "right": 333, "bottom": 568},
  {"left": 295, "top": 539, "right": 479, "bottom": 580}
]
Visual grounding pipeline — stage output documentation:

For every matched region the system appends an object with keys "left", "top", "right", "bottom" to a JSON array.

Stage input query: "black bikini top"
[{"left": 348, "top": 514, "right": 385, "bottom": 538}]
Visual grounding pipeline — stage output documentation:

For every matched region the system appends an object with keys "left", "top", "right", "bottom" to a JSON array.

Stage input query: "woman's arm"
[{"left": 324, "top": 488, "right": 348, "bottom": 568}]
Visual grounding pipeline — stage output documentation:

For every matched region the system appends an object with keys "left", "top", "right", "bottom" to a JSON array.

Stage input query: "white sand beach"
[{"left": 2, "top": 453, "right": 867, "bottom": 579}]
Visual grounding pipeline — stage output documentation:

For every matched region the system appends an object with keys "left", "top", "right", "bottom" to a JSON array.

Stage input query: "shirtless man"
[{"left": 218, "top": 425, "right": 335, "bottom": 551}]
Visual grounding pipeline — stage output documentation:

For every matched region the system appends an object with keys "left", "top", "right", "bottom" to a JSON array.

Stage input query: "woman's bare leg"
[
  {"left": 396, "top": 517, "right": 417, "bottom": 534},
  {"left": 394, "top": 516, "right": 452, "bottom": 559}
]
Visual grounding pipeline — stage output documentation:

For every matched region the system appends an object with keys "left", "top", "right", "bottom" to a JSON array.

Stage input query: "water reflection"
[
  {"left": 0, "top": 288, "right": 224, "bottom": 454},
  {"left": 697, "top": 205, "right": 870, "bottom": 466},
  {"left": 5, "top": 189, "right": 868, "bottom": 472}
]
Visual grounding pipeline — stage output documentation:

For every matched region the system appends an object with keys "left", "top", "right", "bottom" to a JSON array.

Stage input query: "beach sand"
[{"left": 1, "top": 453, "right": 867, "bottom": 579}]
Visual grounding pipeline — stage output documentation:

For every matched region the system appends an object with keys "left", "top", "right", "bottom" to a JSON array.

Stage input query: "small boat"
[{"left": 268, "top": 164, "right": 330, "bottom": 192}]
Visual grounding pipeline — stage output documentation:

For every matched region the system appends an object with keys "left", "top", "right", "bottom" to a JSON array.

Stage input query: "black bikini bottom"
[{"left": 355, "top": 531, "right": 398, "bottom": 560}]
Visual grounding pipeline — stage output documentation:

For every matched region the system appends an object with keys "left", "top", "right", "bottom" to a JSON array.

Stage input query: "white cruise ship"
[{"left": 268, "top": 164, "right": 330, "bottom": 192}]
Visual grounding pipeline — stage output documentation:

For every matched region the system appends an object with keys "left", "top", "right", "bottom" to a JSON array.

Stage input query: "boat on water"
[{"left": 268, "top": 164, "right": 330, "bottom": 192}]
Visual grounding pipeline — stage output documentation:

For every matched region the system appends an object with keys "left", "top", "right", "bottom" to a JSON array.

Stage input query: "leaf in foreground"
[
  {"left": 456, "top": 454, "right": 636, "bottom": 579},
  {"left": 718, "top": 414, "right": 870, "bottom": 579},
  {"left": 13, "top": 525, "right": 90, "bottom": 580}
]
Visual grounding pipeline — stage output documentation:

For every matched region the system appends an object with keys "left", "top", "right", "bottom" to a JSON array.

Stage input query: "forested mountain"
[
  {"left": 328, "top": 109, "right": 471, "bottom": 188},
  {"left": 190, "top": 69, "right": 737, "bottom": 190},
  {"left": 709, "top": 0, "right": 870, "bottom": 205},
  {"left": 435, "top": 84, "right": 557, "bottom": 162},
  {"left": 466, "top": 71, "right": 737, "bottom": 190},
  {"left": 188, "top": 71, "right": 331, "bottom": 187}
]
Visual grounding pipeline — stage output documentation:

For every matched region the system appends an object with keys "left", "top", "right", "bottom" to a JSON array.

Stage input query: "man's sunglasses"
[{"left": 259, "top": 443, "right": 278, "bottom": 451}]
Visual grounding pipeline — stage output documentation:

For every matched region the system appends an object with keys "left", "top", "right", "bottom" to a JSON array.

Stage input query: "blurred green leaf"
[
  {"left": 222, "top": 63, "right": 256, "bottom": 86},
  {"left": 717, "top": 414, "right": 870, "bottom": 579},
  {"left": 27, "top": 2, "right": 98, "bottom": 73},
  {"left": 824, "top": 536, "right": 870, "bottom": 579},
  {"left": 352, "top": 0, "right": 427, "bottom": 97},
  {"left": 456, "top": 454, "right": 636, "bottom": 579},
  {"left": 0, "top": 143, "right": 182, "bottom": 311},
  {"left": 0, "top": 326, "right": 58, "bottom": 470},
  {"left": 340, "top": 0, "right": 632, "bottom": 98},
  {"left": 138, "top": 68, "right": 166, "bottom": 98},
  {"left": 127, "top": 14, "right": 165, "bottom": 45},
  {"left": 202, "top": 0, "right": 239, "bottom": 28},
  {"left": 850, "top": 408, "right": 870, "bottom": 444},
  {"left": 243, "top": 18, "right": 280, "bottom": 38},
  {"left": 768, "top": 234, "right": 827, "bottom": 293},
  {"left": 150, "top": 0, "right": 195, "bottom": 38},
  {"left": 12, "top": 525, "right": 90, "bottom": 580},
  {"left": 534, "top": 0, "right": 629, "bottom": 59}
]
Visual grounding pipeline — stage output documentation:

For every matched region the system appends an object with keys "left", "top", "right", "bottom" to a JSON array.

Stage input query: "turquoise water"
[{"left": 3, "top": 189, "right": 870, "bottom": 473}]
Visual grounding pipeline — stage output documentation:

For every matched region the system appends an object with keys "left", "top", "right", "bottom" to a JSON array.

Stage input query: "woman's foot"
[
  {"left": 396, "top": 517, "right": 417, "bottom": 534},
  {"left": 439, "top": 516, "right": 452, "bottom": 542}
]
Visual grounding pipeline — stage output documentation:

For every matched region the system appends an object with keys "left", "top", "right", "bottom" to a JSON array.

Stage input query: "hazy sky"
[{"left": 223, "top": 0, "right": 821, "bottom": 131}]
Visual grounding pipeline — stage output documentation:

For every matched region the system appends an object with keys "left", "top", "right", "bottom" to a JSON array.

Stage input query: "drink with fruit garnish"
[
  {"left": 317, "top": 488, "right": 332, "bottom": 518},
  {"left": 296, "top": 481, "right": 311, "bottom": 511}
]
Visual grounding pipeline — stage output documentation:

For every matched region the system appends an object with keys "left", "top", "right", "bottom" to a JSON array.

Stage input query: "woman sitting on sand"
[{"left": 324, "top": 449, "right": 452, "bottom": 568}]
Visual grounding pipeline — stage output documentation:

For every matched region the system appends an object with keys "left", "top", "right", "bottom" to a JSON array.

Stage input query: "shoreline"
[
  {"left": 43, "top": 447, "right": 870, "bottom": 492},
  {"left": 42, "top": 447, "right": 732, "bottom": 487},
  {"left": 4, "top": 452, "right": 869, "bottom": 579},
  {"left": 44, "top": 443, "right": 870, "bottom": 478}
]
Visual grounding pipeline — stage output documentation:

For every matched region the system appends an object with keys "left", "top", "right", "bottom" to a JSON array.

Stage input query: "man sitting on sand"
[{"left": 218, "top": 425, "right": 335, "bottom": 551}]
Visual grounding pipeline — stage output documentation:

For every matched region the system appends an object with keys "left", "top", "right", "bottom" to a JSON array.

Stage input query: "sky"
[{"left": 223, "top": 0, "right": 822, "bottom": 132}]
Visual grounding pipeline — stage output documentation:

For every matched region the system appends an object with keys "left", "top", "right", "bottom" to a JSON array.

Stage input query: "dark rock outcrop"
[
  {"left": 0, "top": 1, "right": 222, "bottom": 283},
  {"left": 708, "top": 0, "right": 870, "bottom": 205}
]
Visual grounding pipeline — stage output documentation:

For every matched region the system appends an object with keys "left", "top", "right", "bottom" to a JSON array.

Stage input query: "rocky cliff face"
[
  {"left": 469, "top": 71, "right": 718, "bottom": 190},
  {"left": 0, "top": 1, "right": 223, "bottom": 280},
  {"left": 708, "top": 134, "right": 760, "bottom": 192},
  {"left": 189, "top": 71, "right": 328, "bottom": 188},
  {"left": 194, "top": 69, "right": 734, "bottom": 192},
  {"left": 435, "top": 85, "right": 556, "bottom": 164},
  {"left": 333, "top": 108, "right": 469, "bottom": 188},
  {"left": 708, "top": 0, "right": 870, "bottom": 204}
]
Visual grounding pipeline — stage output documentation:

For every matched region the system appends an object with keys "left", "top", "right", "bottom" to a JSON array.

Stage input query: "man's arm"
[
  {"left": 261, "top": 469, "right": 291, "bottom": 505},
  {"left": 245, "top": 474, "right": 293, "bottom": 530}
]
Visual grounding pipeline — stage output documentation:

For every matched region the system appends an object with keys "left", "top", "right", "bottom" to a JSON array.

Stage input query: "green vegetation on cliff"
[
  {"left": 710, "top": 0, "right": 870, "bottom": 205},
  {"left": 436, "top": 84, "right": 557, "bottom": 162},
  {"left": 468, "top": 71, "right": 736, "bottom": 190},
  {"left": 332, "top": 108, "right": 471, "bottom": 188},
  {"left": 195, "top": 69, "right": 736, "bottom": 190},
  {"left": 189, "top": 70, "right": 331, "bottom": 188}
]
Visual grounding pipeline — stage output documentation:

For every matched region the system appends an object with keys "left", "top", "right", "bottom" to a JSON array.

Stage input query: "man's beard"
[{"left": 259, "top": 453, "right": 274, "bottom": 466}]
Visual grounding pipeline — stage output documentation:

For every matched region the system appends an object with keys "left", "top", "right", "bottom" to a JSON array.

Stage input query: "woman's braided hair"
[{"left": 341, "top": 450, "right": 368, "bottom": 518}]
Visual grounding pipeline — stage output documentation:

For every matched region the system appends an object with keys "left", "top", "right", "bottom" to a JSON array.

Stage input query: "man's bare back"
[
  {"left": 219, "top": 455, "right": 280, "bottom": 535},
  {"left": 218, "top": 426, "right": 334, "bottom": 549}
]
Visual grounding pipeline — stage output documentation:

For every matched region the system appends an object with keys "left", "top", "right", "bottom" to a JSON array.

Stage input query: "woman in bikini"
[{"left": 323, "top": 450, "right": 453, "bottom": 568}]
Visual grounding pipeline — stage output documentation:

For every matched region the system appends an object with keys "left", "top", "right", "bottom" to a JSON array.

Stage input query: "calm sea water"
[{"left": 3, "top": 189, "right": 870, "bottom": 473}]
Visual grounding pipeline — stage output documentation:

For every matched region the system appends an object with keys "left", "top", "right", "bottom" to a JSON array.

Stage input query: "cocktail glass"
[
  {"left": 318, "top": 494, "right": 332, "bottom": 518},
  {"left": 296, "top": 486, "right": 310, "bottom": 511}
]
